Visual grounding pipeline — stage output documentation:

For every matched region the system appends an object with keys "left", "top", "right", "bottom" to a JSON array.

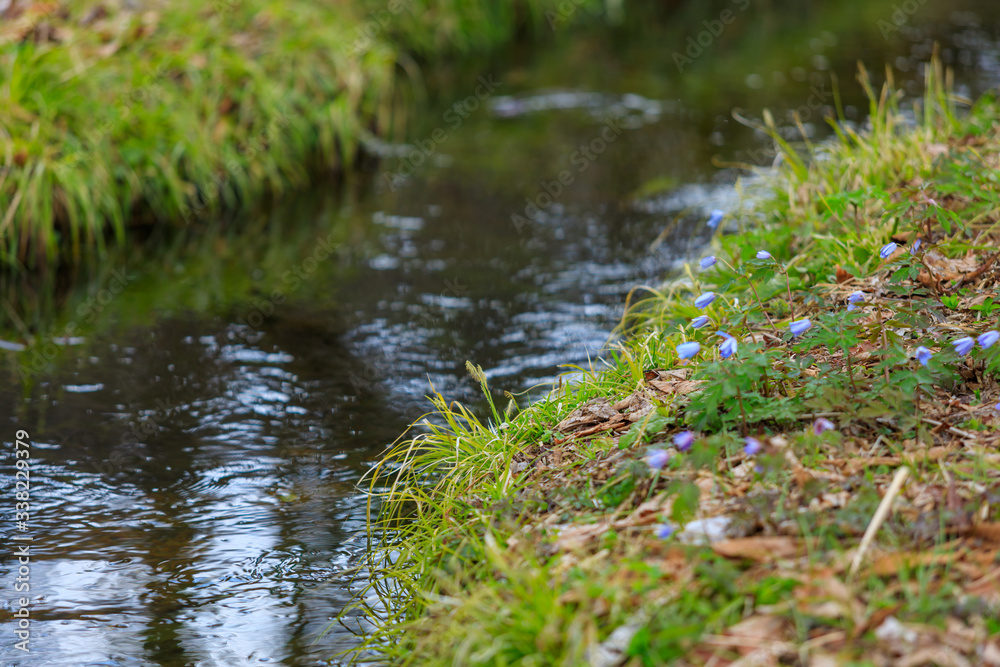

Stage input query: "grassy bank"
[
  {"left": 0, "top": 0, "right": 599, "bottom": 268},
  {"left": 349, "top": 62, "right": 1000, "bottom": 664}
]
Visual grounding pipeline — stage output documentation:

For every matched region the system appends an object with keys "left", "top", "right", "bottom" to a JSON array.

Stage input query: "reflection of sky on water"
[{"left": 4, "top": 5, "right": 1000, "bottom": 665}]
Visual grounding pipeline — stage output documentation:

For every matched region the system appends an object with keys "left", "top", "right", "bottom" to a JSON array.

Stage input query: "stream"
[{"left": 3, "top": 2, "right": 1000, "bottom": 664}]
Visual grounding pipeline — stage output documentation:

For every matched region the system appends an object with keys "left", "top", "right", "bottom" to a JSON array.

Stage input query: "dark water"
[{"left": 3, "top": 2, "right": 1000, "bottom": 664}]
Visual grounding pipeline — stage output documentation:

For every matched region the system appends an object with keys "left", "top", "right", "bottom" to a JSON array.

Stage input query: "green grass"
[
  {"left": 0, "top": 0, "right": 605, "bottom": 269},
  {"left": 345, "top": 60, "right": 1000, "bottom": 664}
]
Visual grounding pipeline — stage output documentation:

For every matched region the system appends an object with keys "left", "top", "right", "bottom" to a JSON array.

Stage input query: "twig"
[
  {"left": 950, "top": 251, "right": 1000, "bottom": 292},
  {"left": 920, "top": 417, "right": 977, "bottom": 440},
  {"left": 848, "top": 466, "right": 909, "bottom": 577}
]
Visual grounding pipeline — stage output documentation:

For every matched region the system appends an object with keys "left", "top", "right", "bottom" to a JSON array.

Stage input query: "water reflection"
[{"left": 3, "top": 2, "right": 1000, "bottom": 664}]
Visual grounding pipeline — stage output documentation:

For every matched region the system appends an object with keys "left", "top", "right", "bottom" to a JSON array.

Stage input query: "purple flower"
[
  {"left": 978, "top": 331, "right": 1000, "bottom": 350},
  {"left": 995, "top": 402, "right": 1000, "bottom": 412},
  {"left": 744, "top": 437, "right": 762, "bottom": 456},
  {"left": 707, "top": 210, "right": 724, "bottom": 229},
  {"left": 953, "top": 337, "right": 975, "bottom": 356},
  {"left": 673, "top": 431, "right": 695, "bottom": 452},
  {"left": 718, "top": 333, "right": 737, "bottom": 359},
  {"left": 676, "top": 342, "right": 701, "bottom": 359},
  {"left": 700, "top": 256, "right": 717, "bottom": 269},
  {"left": 789, "top": 319, "right": 812, "bottom": 336},
  {"left": 655, "top": 523, "right": 675, "bottom": 539},
  {"left": 691, "top": 315, "right": 710, "bottom": 329},
  {"left": 847, "top": 291, "right": 865, "bottom": 312},
  {"left": 756, "top": 250, "right": 772, "bottom": 260},
  {"left": 694, "top": 292, "right": 717, "bottom": 309},
  {"left": 880, "top": 242, "right": 898, "bottom": 259},
  {"left": 647, "top": 448, "right": 671, "bottom": 470},
  {"left": 911, "top": 239, "right": 922, "bottom": 254},
  {"left": 812, "top": 417, "right": 835, "bottom": 435},
  {"left": 915, "top": 346, "right": 933, "bottom": 366}
]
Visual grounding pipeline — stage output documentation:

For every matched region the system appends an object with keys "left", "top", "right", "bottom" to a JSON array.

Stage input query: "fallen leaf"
[{"left": 712, "top": 536, "right": 798, "bottom": 562}]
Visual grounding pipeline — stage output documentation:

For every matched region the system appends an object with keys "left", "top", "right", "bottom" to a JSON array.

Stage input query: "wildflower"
[
  {"left": 880, "top": 242, "right": 898, "bottom": 259},
  {"left": 655, "top": 524, "right": 675, "bottom": 539},
  {"left": 756, "top": 250, "right": 772, "bottom": 260},
  {"left": 788, "top": 319, "right": 812, "bottom": 336},
  {"left": 707, "top": 210, "right": 724, "bottom": 229},
  {"left": 700, "top": 255, "right": 717, "bottom": 269},
  {"left": 691, "top": 315, "right": 710, "bottom": 329},
  {"left": 996, "top": 402, "right": 1000, "bottom": 412},
  {"left": 847, "top": 290, "right": 865, "bottom": 312},
  {"left": 914, "top": 346, "right": 933, "bottom": 366},
  {"left": 744, "top": 437, "right": 762, "bottom": 456},
  {"left": 718, "top": 332, "right": 737, "bottom": 359},
  {"left": 813, "top": 417, "right": 835, "bottom": 435},
  {"left": 953, "top": 336, "right": 975, "bottom": 356},
  {"left": 676, "top": 342, "right": 701, "bottom": 359},
  {"left": 673, "top": 431, "right": 695, "bottom": 452},
  {"left": 978, "top": 330, "right": 1000, "bottom": 349},
  {"left": 911, "top": 239, "right": 922, "bottom": 254},
  {"left": 647, "top": 448, "right": 671, "bottom": 470},
  {"left": 694, "top": 292, "right": 716, "bottom": 309}
]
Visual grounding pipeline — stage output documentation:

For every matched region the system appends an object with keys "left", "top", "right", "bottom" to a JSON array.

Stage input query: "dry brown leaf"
[
  {"left": 869, "top": 550, "right": 960, "bottom": 576},
  {"left": 711, "top": 537, "right": 799, "bottom": 562}
]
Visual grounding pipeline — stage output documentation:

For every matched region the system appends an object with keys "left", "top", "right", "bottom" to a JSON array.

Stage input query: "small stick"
[{"left": 848, "top": 466, "right": 909, "bottom": 576}]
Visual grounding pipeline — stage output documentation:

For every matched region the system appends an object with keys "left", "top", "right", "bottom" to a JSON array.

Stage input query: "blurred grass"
[{"left": 0, "top": 0, "right": 604, "bottom": 269}]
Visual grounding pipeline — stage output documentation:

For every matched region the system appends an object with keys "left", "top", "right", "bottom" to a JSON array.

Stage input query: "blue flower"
[
  {"left": 700, "top": 255, "right": 717, "bottom": 269},
  {"left": 880, "top": 242, "right": 898, "bottom": 259},
  {"left": 756, "top": 250, "right": 772, "bottom": 260},
  {"left": 915, "top": 346, "right": 933, "bottom": 366},
  {"left": 744, "top": 437, "right": 762, "bottom": 456},
  {"left": 691, "top": 315, "right": 710, "bottom": 329},
  {"left": 978, "top": 331, "right": 999, "bottom": 350},
  {"left": 812, "top": 418, "right": 835, "bottom": 435},
  {"left": 694, "top": 292, "right": 717, "bottom": 309},
  {"left": 789, "top": 319, "right": 812, "bottom": 336},
  {"left": 655, "top": 523, "right": 675, "bottom": 539},
  {"left": 995, "top": 402, "right": 1000, "bottom": 412},
  {"left": 676, "top": 342, "right": 701, "bottom": 359},
  {"left": 647, "top": 448, "right": 671, "bottom": 470},
  {"left": 953, "top": 337, "right": 975, "bottom": 356},
  {"left": 847, "top": 291, "right": 865, "bottom": 311},
  {"left": 911, "top": 239, "right": 922, "bottom": 254},
  {"left": 707, "top": 210, "right": 724, "bottom": 229},
  {"left": 673, "top": 431, "right": 695, "bottom": 451},
  {"left": 718, "top": 333, "right": 737, "bottom": 359}
]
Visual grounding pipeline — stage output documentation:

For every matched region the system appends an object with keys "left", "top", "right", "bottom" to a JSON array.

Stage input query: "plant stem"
[
  {"left": 774, "top": 260, "right": 795, "bottom": 319},
  {"left": 735, "top": 384, "right": 748, "bottom": 435},
  {"left": 745, "top": 276, "right": 779, "bottom": 333},
  {"left": 875, "top": 303, "right": 890, "bottom": 385}
]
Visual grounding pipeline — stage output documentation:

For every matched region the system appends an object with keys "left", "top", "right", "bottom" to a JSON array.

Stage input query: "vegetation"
[
  {"left": 347, "top": 61, "right": 1000, "bottom": 664},
  {"left": 0, "top": 0, "right": 602, "bottom": 268}
]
